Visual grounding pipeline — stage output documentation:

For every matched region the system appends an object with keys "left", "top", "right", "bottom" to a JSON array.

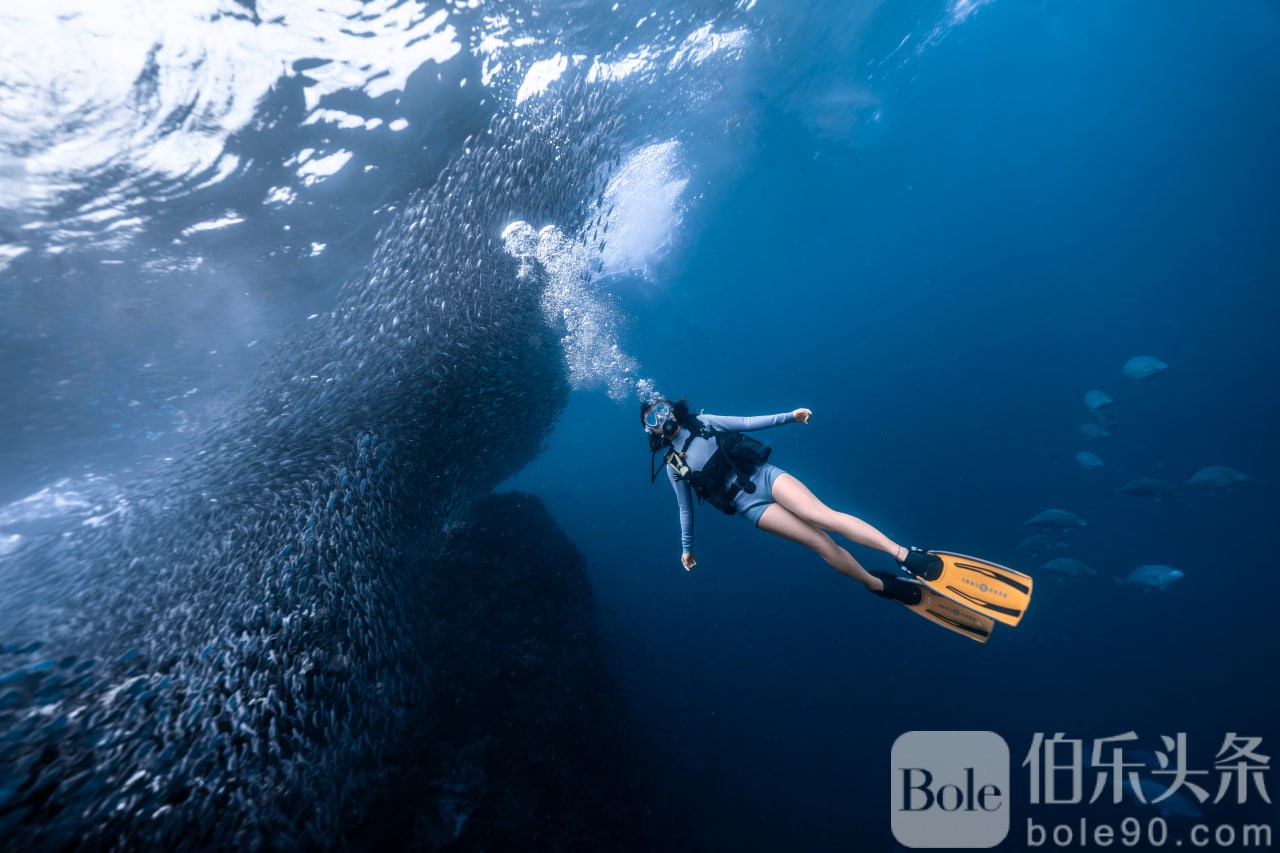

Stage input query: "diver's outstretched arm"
[{"left": 699, "top": 411, "right": 798, "bottom": 433}]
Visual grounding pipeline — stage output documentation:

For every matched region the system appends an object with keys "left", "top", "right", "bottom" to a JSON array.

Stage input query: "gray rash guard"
[{"left": 664, "top": 412, "right": 796, "bottom": 553}]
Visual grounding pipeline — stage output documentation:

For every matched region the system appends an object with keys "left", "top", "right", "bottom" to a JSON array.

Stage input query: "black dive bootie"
[
  {"left": 869, "top": 570, "right": 922, "bottom": 605},
  {"left": 899, "top": 546, "right": 944, "bottom": 580}
]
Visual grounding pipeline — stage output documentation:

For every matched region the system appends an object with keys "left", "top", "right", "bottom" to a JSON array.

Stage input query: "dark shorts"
[{"left": 733, "top": 463, "right": 786, "bottom": 527}]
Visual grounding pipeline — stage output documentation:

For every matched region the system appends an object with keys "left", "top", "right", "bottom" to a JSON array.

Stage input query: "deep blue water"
[
  {"left": 3, "top": 0, "right": 1278, "bottom": 848},
  {"left": 504, "top": 3, "right": 1280, "bottom": 847}
]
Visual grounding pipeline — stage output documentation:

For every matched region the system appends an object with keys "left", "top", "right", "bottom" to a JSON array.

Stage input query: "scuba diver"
[{"left": 642, "top": 397, "right": 1034, "bottom": 642}]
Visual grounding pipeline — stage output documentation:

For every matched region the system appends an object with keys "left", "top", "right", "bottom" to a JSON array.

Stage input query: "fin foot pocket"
[
  {"left": 900, "top": 546, "right": 944, "bottom": 581},
  {"left": 870, "top": 571, "right": 921, "bottom": 605},
  {"left": 872, "top": 570, "right": 996, "bottom": 643}
]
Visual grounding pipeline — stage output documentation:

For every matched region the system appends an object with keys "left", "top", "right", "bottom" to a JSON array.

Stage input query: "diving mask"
[{"left": 644, "top": 402, "right": 674, "bottom": 433}]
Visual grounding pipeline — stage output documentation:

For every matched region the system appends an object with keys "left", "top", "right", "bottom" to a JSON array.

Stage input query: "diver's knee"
[
  {"left": 802, "top": 506, "right": 841, "bottom": 531},
  {"left": 815, "top": 539, "right": 848, "bottom": 562}
]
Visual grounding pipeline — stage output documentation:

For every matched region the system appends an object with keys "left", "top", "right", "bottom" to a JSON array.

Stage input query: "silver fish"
[
  {"left": 1112, "top": 478, "right": 1178, "bottom": 499},
  {"left": 1122, "top": 355, "right": 1168, "bottom": 382},
  {"left": 1124, "top": 564, "right": 1184, "bottom": 590},
  {"left": 1017, "top": 534, "right": 1069, "bottom": 554},
  {"left": 1038, "top": 557, "right": 1096, "bottom": 577},
  {"left": 1185, "top": 465, "right": 1249, "bottom": 490},
  {"left": 1084, "top": 390, "right": 1113, "bottom": 411},
  {"left": 1025, "top": 508, "right": 1088, "bottom": 529},
  {"left": 1075, "top": 451, "right": 1103, "bottom": 470},
  {"left": 1079, "top": 423, "right": 1110, "bottom": 441}
]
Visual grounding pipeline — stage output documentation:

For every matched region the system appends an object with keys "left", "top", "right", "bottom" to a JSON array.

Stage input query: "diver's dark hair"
[
  {"left": 670, "top": 398, "right": 691, "bottom": 426},
  {"left": 642, "top": 397, "right": 691, "bottom": 452}
]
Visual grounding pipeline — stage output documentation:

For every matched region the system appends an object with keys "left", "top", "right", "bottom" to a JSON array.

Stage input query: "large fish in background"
[{"left": 0, "top": 81, "right": 623, "bottom": 848}]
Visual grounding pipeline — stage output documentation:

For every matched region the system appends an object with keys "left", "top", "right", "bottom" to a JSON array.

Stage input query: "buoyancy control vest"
[{"left": 650, "top": 415, "right": 773, "bottom": 515}]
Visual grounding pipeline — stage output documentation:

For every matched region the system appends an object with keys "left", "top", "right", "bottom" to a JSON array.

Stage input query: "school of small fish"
[{"left": 0, "top": 81, "right": 626, "bottom": 848}]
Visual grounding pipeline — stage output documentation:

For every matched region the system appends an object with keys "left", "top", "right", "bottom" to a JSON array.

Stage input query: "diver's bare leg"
[
  {"left": 756, "top": 503, "right": 881, "bottom": 589},
  {"left": 770, "top": 473, "right": 907, "bottom": 561}
]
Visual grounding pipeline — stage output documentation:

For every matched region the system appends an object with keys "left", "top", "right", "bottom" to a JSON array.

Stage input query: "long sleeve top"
[{"left": 665, "top": 412, "right": 796, "bottom": 553}]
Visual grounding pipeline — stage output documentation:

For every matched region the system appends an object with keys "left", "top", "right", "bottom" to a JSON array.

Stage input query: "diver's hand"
[
  {"left": 682, "top": 553, "right": 697, "bottom": 571},
  {"left": 792, "top": 408, "right": 812, "bottom": 424}
]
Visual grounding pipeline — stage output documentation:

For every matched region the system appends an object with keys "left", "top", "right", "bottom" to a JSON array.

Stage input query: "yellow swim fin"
[
  {"left": 907, "top": 550, "right": 1033, "bottom": 627},
  {"left": 877, "top": 573, "right": 996, "bottom": 643}
]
